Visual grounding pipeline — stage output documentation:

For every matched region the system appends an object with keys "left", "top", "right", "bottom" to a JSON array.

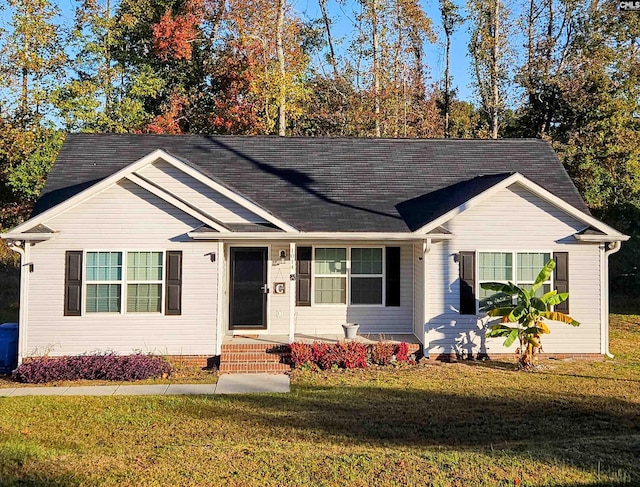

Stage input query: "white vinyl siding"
[
  {"left": 25, "top": 179, "right": 218, "bottom": 357},
  {"left": 426, "top": 183, "right": 603, "bottom": 356}
]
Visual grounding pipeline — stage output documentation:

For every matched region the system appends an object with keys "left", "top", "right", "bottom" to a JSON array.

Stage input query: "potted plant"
[{"left": 342, "top": 323, "right": 359, "bottom": 340}]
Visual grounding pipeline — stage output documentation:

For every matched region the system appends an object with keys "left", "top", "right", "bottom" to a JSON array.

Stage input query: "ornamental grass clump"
[
  {"left": 13, "top": 352, "right": 172, "bottom": 383},
  {"left": 482, "top": 259, "right": 579, "bottom": 370}
]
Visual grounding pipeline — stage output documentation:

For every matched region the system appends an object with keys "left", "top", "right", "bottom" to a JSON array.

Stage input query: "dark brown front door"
[{"left": 229, "top": 247, "right": 267, "bottom": 329}]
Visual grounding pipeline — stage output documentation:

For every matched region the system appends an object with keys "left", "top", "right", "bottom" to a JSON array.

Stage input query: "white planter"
[{"left": 342, "top": 323, "right": 360, "bottom": 340}]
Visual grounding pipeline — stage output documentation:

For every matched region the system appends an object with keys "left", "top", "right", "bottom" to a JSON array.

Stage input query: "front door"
[{"left": 229, "top": 247, "right": 268, "bottom": 330}]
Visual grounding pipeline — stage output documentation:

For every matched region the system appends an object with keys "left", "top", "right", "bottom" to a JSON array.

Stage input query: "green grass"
[{"left": 0, "top": 316, "right": 638, "bottom": 486}]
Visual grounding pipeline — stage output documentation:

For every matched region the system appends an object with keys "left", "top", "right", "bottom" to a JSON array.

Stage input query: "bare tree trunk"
[
  {"left": 490, "top": 0, "right": 500, "bottom": 139},
  {"left": 319, "top": 0, "right": 340, "bottom": 79},
  {"left": 276, "top": 0, "right": 286, "bottom": 136},
  {"left": 373, "top": 0, "right": 381, "bottom": 137},
  {"left": 444, "top": 26, "right": 451, "bottom": 138},
  {"left": 105, "top": 0, "right": 112, "bottom": 117}
]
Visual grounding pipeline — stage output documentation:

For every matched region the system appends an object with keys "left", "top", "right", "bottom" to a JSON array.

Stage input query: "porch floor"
[{"left": 222, "top": 333, "right": 421, "bottom": 346}]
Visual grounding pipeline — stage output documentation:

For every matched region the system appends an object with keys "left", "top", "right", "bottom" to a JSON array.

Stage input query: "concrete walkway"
[{"left": 0, "top": 374, "right": 290, "bottom": 397}]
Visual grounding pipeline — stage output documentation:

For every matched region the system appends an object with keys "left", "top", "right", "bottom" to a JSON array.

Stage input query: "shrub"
[
  {"left": 289, "top": 342, "right": 313, "bottom": 368},
  {"left": 395, "top": 342, "right": 409, "bottom": 362},
  {"left": 334, "top": 341, "right": 368, "bottom": 369},
  {"left": 13, "top": 352, "right": 172, "bottom": 384},
  {"left": 311, "top": 342, "right": 330, "bottom": 368},
  {"left": 371, "top": 341, "right": 395, "bottom": 365}
]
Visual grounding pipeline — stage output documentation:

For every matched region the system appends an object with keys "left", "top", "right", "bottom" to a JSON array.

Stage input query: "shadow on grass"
[{"left": 181, "top": 383, "right": 640, "bottom": 482}]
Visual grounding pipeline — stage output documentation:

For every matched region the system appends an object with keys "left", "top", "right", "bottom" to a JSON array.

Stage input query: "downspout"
[
  {"left": 7, "top": 240, "right": 28, "bottom": 365},
  {"left": 603, "top": 241, "right": 622, "bottom": 359}
]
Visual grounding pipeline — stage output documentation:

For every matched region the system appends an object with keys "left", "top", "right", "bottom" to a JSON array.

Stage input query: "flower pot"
[{"left": 342, "top": 323, "right": 359, "bottom": 340}]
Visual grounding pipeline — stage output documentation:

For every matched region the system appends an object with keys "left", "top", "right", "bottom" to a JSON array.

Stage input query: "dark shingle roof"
[{"left": 32, "top": 135, "right": 590, "bottom": 233}]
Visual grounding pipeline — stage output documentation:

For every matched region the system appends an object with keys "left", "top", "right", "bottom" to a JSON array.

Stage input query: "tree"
[
  {"left": 467, "top": 0, "right": 511, "bottom": 138},
  {"left": 1, "top": 0, "right": 67, "bottom": 126},
  {"left": 483, "top": 259, "right": 579, "bottom": 369},
  {"left": 439, "top": 0, "right": 463, "bottom": 137}
]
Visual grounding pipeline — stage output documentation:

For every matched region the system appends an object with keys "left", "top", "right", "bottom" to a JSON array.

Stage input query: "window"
[
  {"left": 127, "top": 252, "right": 163, "bottom": 312},
  {"left": 351, "top": 248, "right": 383, "bottom": 305},
  {"left": 86, "top": 252, "right": 122, "bottom": 313},
  {"left": 312, "top": 247, "right": 385, "bottom": 305},
  {"left": 314, "top": 248, "right": 347, "bottom": 304},
  {"left": 85, "top": 251, "right": 163, "bottom": 314},
  {"left": 478, "top": 251, "right": 551, "bottom": 311}
]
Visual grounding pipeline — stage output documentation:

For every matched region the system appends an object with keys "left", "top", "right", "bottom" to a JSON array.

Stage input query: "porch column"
[
  {"left": 289, "top": 242, "right": 296, "bottom": 343},
  {"left": 422, "top": 239, "right": 430, "bottom": 358},
  {"left": 216, "top": 240, "right": 224, "bottom": 356}
]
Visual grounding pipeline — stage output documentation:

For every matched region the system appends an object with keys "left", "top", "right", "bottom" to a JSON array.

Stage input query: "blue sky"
[{"left": 1, "top": 0, "right": 475, "bottom": 102}]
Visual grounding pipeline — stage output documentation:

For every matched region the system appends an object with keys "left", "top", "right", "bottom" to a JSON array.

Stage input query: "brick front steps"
[{"left": 219, "top": 343, "right": 291, "bottom": 374}]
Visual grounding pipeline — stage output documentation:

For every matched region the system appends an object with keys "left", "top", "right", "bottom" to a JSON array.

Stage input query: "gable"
[
  {"left": 136, "top": 160, "right": 269, "bottom": 225},
  {"left": 45, "top": 179, "right": 203, "bottom": 243},
  {"left": 445, "top": 183, "right": 588, "bottom": 239}
]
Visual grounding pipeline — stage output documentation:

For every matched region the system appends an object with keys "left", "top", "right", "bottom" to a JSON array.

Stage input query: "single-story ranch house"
[{"left": 2, "top": 135, "right": 629, "bottom": 369}]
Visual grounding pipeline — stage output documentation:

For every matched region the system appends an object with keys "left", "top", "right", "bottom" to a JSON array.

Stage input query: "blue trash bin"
[{"left": 0, "top": 323, "right": 18, "bottom": 374}]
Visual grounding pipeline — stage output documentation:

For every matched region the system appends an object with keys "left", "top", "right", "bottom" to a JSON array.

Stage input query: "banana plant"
[{"left": 481, "top": 259, "right": 580, "bottom": 369}]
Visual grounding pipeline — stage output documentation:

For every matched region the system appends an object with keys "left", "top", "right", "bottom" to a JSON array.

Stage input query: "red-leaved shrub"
[
  {"left": 334, "top": 341, "right": 368, "bottom": 369},
  {"left": 311, "top": 342, "right": 329, "bottom": 367},
  {"left": 289, "top": 342, "right": 313, "bottom": 367},
  {"left": 371, "top": 341, "right": 395, "bottom": 365},
  {"left": 13, "top": 353, "right": 172, "bottom": 383},
  {"left": 395, "top": 342, "right": 409, "bottom": 362}
]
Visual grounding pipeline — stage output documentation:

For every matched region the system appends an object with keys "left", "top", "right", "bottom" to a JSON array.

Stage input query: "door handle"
[{"left": 261, "top": 285, "right": 269, "bottom": 294}]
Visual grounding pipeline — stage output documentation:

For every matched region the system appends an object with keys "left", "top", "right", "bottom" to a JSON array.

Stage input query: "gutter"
[
  {"left": 188, "top": 232, "right": 454, "bottom": 241},
  {"left": 603, "top": 241, "right": 623, "bottom": 359}
]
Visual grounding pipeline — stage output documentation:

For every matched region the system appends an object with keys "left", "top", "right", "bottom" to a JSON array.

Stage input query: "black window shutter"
[
  {"left": 553, "top": 252, "right": 569, "bottom": 313},
  {"left": 64, "top": 251, "right": 83, "bottom": 316},
  {"left": 459, "top": 251, "right": 476, "bottom": 315},
  {"left": 296, "top": 247, "right": 311, "bottom": 306},
  {"left": 385, "top": 247, "right": 401, "bottom": 306},
  {"left": 165, "top": 251, "right": 183, "bottom": 315}
]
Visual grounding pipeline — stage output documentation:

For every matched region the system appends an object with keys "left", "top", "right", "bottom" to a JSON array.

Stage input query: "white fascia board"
[
  {"left": 10, "top": 149, "right": 298, "bottom": 235},
  {"left": 414, "top": 173, "right": 628, "bottom": 239},
  {"left": 188, "top": 231, "right": 454, "bottom": 241},
  {"left": 1, "top": 233, "right": 57, "bottom": 241},
  {"left": 573, "top": 234, "right": 630, "bottom": 243},
  {"left": 144, "top": 150, "right": 299, "bottom": 233},
  {"left": 125, "top": 173, "right": 229, "bottom": 232}
]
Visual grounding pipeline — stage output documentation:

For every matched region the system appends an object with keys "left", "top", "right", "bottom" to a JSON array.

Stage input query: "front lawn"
[{"left": 0, "top": 316, "right": 638, "bottom": 486}]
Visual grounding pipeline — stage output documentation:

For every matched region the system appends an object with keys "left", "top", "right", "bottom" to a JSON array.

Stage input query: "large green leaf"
[
  {"left": 541, "top": 292, "right": 569, "bottom": 307},
  {"left": 530, "top": 259, "right": 556, "bottom": 293},
  {"left": 503, "top": 329, "right": 519, "bottom": 347},
  {"left": 481, "top": 282, "right": 517, "bottom": 295},
  {"left": 487, "top": 307, "right": 516, "bottom": 318}
]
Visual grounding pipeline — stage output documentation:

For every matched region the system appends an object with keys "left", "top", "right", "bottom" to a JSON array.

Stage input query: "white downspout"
[
  {"left": 603, "top": 241, "right": 622, "bottom": 359},
  {"left": 7, "top": 240, "right": 28, "bottom": 365}
]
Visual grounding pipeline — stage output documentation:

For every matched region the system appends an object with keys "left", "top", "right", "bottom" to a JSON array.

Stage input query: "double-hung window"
[
  {"left": 313, "top": 247, "right": 385, "bottom": 305},
  {"left": 314, "top": 248, "right": 347, "bottom": 304},
  {"left": 478, "top": 251, "right": 551, "bottom": 311},
  {"left": 86, "top": 252, "right": 122, "bottom": 313},
  {"left": 85, "top": 251, "right": 163, "bottom": 314},
  {"left": 127, "top": 252, "right": 163, "bottom": 313},
  {"left": 350, "top": 248, "right": 383, "bottom": 305}
]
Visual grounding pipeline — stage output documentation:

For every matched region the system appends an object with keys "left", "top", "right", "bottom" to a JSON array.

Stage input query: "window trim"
[
  {"left": 476, "top": 250, "right": 553, "bottom": 314},
  {"left": 310, "top": 245, "right": 386, "bottom": 307},
  {"left": 82, "top": 250, "right": 166, "bottom": 316}
]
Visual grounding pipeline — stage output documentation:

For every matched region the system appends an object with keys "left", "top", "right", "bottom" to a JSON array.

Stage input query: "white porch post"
[
  {"left": 289, "top": 242, "right": 296, "bottom": 343},
  {"left": 422, "top": 239, "right": 430, "bottom": 358},
  {"left": 8, "top": 240, "right": 28, "bottom": 364},
  {"left": 216, "top": 240, "right": 224, "bottom": 356}
]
